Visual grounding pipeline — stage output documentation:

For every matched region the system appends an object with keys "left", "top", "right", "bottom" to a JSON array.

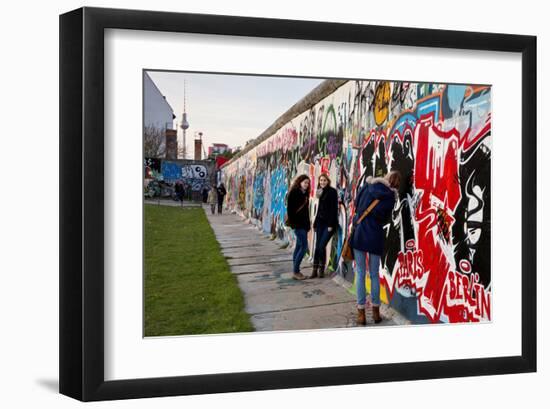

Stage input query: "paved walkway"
[{"left": 204, "top": 206, "right": 409, "bottom": 331}]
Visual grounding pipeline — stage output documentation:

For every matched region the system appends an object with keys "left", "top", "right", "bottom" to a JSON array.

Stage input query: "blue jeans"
[
  {"left": 292, "top": 228, "right": 309, "bottom": 274},
  {"left": 313, "top": 224, "right": 334, "bottom": 267},
  {"left": 353, "top": 249, "right": 381, "bottom": 307}
]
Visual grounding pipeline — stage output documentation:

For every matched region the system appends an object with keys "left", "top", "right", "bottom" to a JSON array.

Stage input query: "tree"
[
  {"left": 208, "top": 147, "right": 241, "bottom": 161},
  {"left": 143, "top": 124, "right": 165, "bottom": 158}
]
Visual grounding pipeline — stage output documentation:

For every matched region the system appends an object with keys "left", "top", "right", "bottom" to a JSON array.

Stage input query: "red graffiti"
[
  {"left": 395, "top": 249, "right": 425, "bottom": 288},
  {"left": 413, "top": 113, "right": 462, "bottom": 322},
  {"left": 320, "top": 157, "right": 330, "bottom": 174},
  {"left": 257, "top": 127, "right": 298, "bottom": 157},
  {"left": 444, "top": 270, "right": 491, "bottom": 322},
  {"left": 309, "top": 164, "right": 316, "bottom": 198}
]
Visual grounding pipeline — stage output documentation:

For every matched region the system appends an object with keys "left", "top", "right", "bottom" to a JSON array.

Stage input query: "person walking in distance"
[
  {"left": 207, "top": 187, "right": 218, "bottom": 215},
  {"left": 351, "top": 171, "right": 401, "bottom": 325},
  {"left": 310, "top": 173, "right": 339, "bottom": 279},
  {"left": 216, "top": 183, "right": 227, "bottom": 214},
  {"left": 285, "top": 175, "right": 311, "bottom": 281},
  {"left": 174, "top": 180, "right": 184, "bottom": 202}
]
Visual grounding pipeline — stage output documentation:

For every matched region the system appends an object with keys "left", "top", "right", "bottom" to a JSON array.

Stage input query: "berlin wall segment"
[{"left": 221, "top": 79, "right": 491, "bottom": 325}]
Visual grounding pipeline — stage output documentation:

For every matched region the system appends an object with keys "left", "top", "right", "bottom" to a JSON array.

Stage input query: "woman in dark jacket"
[
  {"left": 286, "top": 174, "right": 311, "bottom": 281},
  {"left": 351, "top": 171, "right": 401, "bottom": 325},
  {"left": 216, "top": 183, "right": 227, "bottom": 214},
  {"left": 310, "top": 173, "right": 339, "bottom": 279}
]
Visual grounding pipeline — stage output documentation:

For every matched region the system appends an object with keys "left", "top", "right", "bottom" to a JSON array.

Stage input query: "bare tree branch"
[{"left": 143, "top": 124, "right": 165, "bottom": 158}]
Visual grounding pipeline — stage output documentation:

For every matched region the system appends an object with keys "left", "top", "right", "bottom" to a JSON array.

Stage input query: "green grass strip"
[{"left": 144, "top": 204, "right": 254, "bottom": 336}]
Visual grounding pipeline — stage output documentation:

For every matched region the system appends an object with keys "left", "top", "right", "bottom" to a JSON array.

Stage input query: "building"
[
  {"left": 208, "top": 143, "right": 231, "bottom": 157},
  {"left": 143, "top": 72, "right": 176, "bottom": 158},
  {"left": 144, "top": 72, "right": 175, "bottom": 131}
]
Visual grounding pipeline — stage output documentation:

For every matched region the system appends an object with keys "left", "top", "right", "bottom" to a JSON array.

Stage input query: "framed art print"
[{"left": 59, "top": 7, "right": 537, "bottom": 401}]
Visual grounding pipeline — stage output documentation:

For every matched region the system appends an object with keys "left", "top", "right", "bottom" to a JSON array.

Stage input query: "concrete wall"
[
  {"left": 221, "top": 80, "right": 491, "bottom": 324},
  {"left": 144, "top": 158, "right": 216, "bottom": 201}
]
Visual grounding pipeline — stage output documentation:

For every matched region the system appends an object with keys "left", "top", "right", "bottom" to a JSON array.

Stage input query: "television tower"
[{"left": 180, "top": 80, "right": 190, "bottom": 159}]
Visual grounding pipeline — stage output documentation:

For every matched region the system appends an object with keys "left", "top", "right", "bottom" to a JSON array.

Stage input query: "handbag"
[
  {"left": 284, "top": 197, "right": 308, "bottom": 227},
  {"left": 341, "top": 199, "right": 380, "bottom": 262}
]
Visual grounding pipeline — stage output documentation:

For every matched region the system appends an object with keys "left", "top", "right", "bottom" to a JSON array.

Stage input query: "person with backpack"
[
  {"left": 350, "top": 171, "right": 401, "bottom": 325},
  {"left": 285, "top": 174, "right": 311, "bottom": 281}
]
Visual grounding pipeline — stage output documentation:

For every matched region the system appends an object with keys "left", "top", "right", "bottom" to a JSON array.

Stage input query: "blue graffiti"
[
  {"left": 253, "top": 172, "right": 265, "bottom": 212},
  {"left": 390, "top": 113, "right": 417, "bottom": 136},
  {"left": 416, "top": 95, "right": 440, "bottom": 120},
  {"left": 270, "top": 166, "right": 288, "bottom": 225},
  {"left": 463, "top": 87, "right": 491, "bottom": 128},
  {"left": 161, "top": 162, "right": 182, "bottom": 181},
  {"left": 446, "top": 84, "right": 467, "bottom": 113}
]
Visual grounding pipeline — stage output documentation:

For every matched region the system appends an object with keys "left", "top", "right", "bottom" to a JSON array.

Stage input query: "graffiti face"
[
  {"left": 222, "top": 80, "right": 491, "bottom": 324},
  {"left": 155, "top": 161, "right": 211, "bottom": 192},
  {"left": 181, "top": 165, "right": 209, "bottom": 191}
]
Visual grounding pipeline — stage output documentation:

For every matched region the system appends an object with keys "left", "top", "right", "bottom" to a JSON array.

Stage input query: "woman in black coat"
[
  {"left": 285, "top": 174, "right": 311, "bottom": 281},
  {"left": 216, "top": 183, "right": 227, "bottom": 214},
  {"left": 310, "top": 173, "right": 339, "bottom": 279}
]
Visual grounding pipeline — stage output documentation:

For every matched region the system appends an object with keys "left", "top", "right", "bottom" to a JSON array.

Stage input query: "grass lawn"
[{"left": 144, "top": 204, "right": 254, "bottom": 336}]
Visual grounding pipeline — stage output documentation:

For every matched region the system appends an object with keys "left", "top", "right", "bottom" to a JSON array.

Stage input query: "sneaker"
[{"left": 292, "top": 272, "right": 306, "bottom": 280}]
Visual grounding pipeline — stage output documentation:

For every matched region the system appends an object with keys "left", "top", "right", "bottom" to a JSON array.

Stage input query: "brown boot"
[
  {"left": 356, "top": 308, "right": 366, "bottom": 326},
  {"left": 372, "top": 305, "right": 382, "bottom": 324},
  {"left": 309, "top": 265, "right": 319, "bottom": 279}
]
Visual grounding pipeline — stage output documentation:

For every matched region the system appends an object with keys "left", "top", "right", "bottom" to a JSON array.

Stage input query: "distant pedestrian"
[
  {"left": 285, "top": 174, "right": 311, "bottom": 281},
  {"left": 202, "top": 186, "right": 209, "bottom": 203},
  {"left": 216, "top": 183, "right": 227, "bottom": 214},
  {"left": 351, "top": 171, "right": 400, "bottom": 325},
  {"left": 207, "top": 188, "right": 218, "bottom": 215},
  {"left": 174, "top": 180, "right": 184, "bottom": 202},
  {"left": 309, "top": 173, "right": 339, "bottom": 279}
]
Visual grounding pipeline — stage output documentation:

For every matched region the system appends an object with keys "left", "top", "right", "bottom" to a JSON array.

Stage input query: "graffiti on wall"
[
  {"left": 144, "top": 159, "right": 214, "bottom": 201},
  {"left": 222, "top": 80, "right": 491, "bottom": 324},
  {"left": 144, "top": 158, "right": 161, "bottom": 179},
  {"left": 181, "top": 164, "right": 209, "bottom": 191},
  {"left": 161, "top": 162, "right": 210, "bottom": 191}
]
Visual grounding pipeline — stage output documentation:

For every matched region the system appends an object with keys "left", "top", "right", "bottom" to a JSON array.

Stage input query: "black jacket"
[
  {"left": 216, "top": 186, "right": 227, "bottom": 203},
  {"left": 313, "top": 186, "right": 339, "bottom": 229},
  {"left": 286, "top": 188, "right": 311, "bottom": 231}
]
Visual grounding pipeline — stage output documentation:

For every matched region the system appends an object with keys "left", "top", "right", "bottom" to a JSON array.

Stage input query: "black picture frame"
[{"left": 59, "top": 6, "right": 537, "bottom": 402}]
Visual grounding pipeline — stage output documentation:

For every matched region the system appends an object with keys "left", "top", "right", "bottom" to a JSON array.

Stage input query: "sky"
[{"left": 146, "top": 70, "right": 323, "bottom": 158}]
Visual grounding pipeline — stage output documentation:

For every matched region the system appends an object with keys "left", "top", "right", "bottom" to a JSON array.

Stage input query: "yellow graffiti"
[
  {"left": 374, "top": 81, "right": 391, "bottom": 126},
  {"left": 353, "top": 273, "right": 390, "bottom": 305},
  {"left": 238, "top": 177, "right": 246, "bottom": 210}
]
